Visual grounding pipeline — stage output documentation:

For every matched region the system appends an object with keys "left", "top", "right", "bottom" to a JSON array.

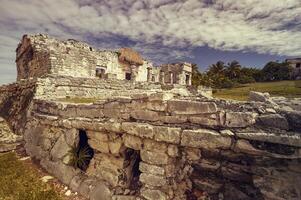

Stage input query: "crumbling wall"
[
  {"left": 16, "top": 35, "right": 52, "bottom": 80},
  {"left": 0, "top": 80, "right": 36, "bottom": 134},
  {"left": 17, "top": 34, "right": 97, "bottom": 79},
  {"left": 22, "top": 93, "right": 301, "bottom": 200}
]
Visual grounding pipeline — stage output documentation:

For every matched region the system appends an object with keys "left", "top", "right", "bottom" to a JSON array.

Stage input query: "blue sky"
[{"left": 0, "top": 0, "right": 301, "bottom": 84}]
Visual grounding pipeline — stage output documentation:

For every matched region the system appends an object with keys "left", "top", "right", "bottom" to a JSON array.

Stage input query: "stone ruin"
[{"left": 0, "top": 34, "right": 301, "bottom": 200}]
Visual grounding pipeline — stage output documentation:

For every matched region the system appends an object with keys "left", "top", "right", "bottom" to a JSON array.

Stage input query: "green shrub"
[{"left": 68, "top": 145, "right": 93, "bottom": 171}]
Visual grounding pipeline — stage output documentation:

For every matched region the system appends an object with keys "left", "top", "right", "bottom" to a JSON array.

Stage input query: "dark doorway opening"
[
  {"left": 186, "top": 74, "right": 190, "bottom": 85},
  {"left": 124, "top": 148, "right": 142, "bottom": 192},
  {"left": 126, "top": 72, "right": 132, "bottom": 80},
  {"left": 73, "top": 130, "right": 94, "bottom": 171}
]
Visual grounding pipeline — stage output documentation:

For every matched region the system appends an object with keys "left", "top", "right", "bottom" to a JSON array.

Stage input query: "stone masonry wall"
[
  {"left": 34, "top": 75, "right": 196, "bottom": 100},
  {"left": 22, "top": 92, "right": 301, "bottom": 200}
]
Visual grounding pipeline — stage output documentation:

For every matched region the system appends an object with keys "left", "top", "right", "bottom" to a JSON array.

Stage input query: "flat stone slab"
[{"left": 235, "top": 132, "right": 301, "bottom": 147}]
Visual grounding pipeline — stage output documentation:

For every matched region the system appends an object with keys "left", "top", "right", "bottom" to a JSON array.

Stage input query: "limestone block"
[
  {"left": 104, "top": 121, "right": 122, "bottom": 132},
  {"left": 235, "top": 132, "right": 301, "bottom": 147},
  {"left": 89, "top": 140, "right": 110, "bottom": 153},
  {"left": 40, "top": 159, "right": 78, "bottom": 185},
  {"left": 181, "top": 129, "right": 231, "bottom": 149},
  {"left": 160, "top": 115, "right": 187, "bottom": 124},
  {"left": 65, "top": 128, "right": 79, "bottom": 147},
  {"left": 249, "top": 91, "right": 270, "bottom": 102},
  {"left": 186, "top": 148, "right": 201, "bottom": 161},
  {"left": 167, "top": 100, "right": 217, "bottom": 114},
  {"left": 131, "top": 110, "right": 160, "bottom": 121},
  {"left": 189, "top": 115, "right": 220, "bottom": 127},
  {"left": 257, "top": 114, "right": 289, "bottom": 130},
  {"left": 149, "top": 93, "right": 174, "bottom": 101},
  {"left": 143, "top": 139, "right": 167, "bottom": 152},
  {"left": 141, "top": 188, "right": 167, "bottom": 200},
  {"left": 123, "top": 134, "right": 143, "bottom": 150},
  {"left": 140, "top": 173, "right": 167, "bottom": 187},
  {"left": 167, "top": 145, "right": 179, "bottom": 157},
  {"left": 147, "top": 100, "right": 167, "bottom": 111},
  {"left": 50, "top": 134, "right": 70, "bottom": 160},
  {"left": 153, "top": 126, "right": 181, "bottom": 144},
  {"left": 89, "top": 182, "right": 112, "bottom": 200},
  {"left": 109, "top": 138, "right": 123, "bottom": 155},
  {"left": 139, "top": 162, "right": 165, "bottom": 175},
  {"left": 141, "top": 150, "right": 169, "bottom": 165},
  {"left": 233, "top": 139, "right": 265, "bottom": 156},
  {"left": 224, "top": 112, "right": 257, "bottom": 128},
  {"left": 121, "top": 122, "right": 154, "bottom": 139},
  {"left": 220, "top": 129, "right": 235, "bottom": 137},
  {"left": 87, "top": 131, "right": 109, "bottom": 141}
]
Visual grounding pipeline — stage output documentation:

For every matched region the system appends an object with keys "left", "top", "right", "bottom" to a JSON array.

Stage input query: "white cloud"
[{"left": 0, "top": 0, "right": 301, "bottom": 83}]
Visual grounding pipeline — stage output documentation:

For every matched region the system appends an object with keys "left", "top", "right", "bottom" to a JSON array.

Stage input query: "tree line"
[{"left": 192, "top": 60, "right": 293, "bottom": 89}]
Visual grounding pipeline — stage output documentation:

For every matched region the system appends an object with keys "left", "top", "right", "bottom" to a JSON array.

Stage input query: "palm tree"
[{"left": 226, "top": 60, "right": 241, "bottom": 79}]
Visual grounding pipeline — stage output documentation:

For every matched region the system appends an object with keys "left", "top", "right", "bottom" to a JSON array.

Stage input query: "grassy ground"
[
  {"left": 213, "top": 80, "right": 301, "bottom": 101},
  {"left": 0, "top": 152, "right": 63, "bottom": 200}
]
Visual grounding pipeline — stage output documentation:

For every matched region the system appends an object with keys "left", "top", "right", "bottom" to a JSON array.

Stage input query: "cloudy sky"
[{"left": 0, "top": 0, "right": 301, "bottom": 84}]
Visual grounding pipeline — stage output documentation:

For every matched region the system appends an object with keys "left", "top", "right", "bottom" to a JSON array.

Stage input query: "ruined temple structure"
[
  {"left": 286, "top": 58, "right": 301, "bottom": 80},
  {"left": 0, "top": 34, "right": 301, "bottom": 200},
  {"left": 16, "top": 34, "right": 192, "bottom": 85}
]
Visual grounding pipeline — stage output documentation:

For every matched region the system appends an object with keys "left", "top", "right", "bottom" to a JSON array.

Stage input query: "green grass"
[
  {"left": 213, "top": 80, "right": 301, "bottom": 101},
  {"left": 0, "top": 152, "right": 63, "bottom": 200}
]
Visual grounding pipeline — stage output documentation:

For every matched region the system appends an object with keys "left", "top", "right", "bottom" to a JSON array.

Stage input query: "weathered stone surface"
[
  {"left": 249, "top": 91, "right": 270, "bottom": 102},
  {"left": 189, "top": 115, "right": 220, "bottom": 127},
  {"left": 131, "top": 110, "right": 160, "bottom": 121},
  {"left": 257, "top": 114, "right": 289, "bottom": 130},
  {"left": 147, "top": 100, "right": 167, "bottom": 111},
  {"left": 283, "top": 110, "right": 301, "bottom": 131},
  {"left": 181, "top": 129, "right": 231, "bottom": 149},
  {"left": 167, "top": 144, "right": 178, "bottom": 157},
  {"left": 160, "top": 115, "right": 187, "bottom": 124},
  {"left": 225, "top": 112, "right": 256, "bottom": 128},
  {"left": 139, "top": 162, "right": 165, "bottom": 175},
  {"left": 90, "top": 182, "right": 112, "bottom": 200},
  {"left": 140, "top": 173, "right": 167, "bottom": 187},
  {"left": 186, "top": 147, "right": 201, "bottom": 161},
  {"left": 121, "top": 122, "right": 154, "bottom": 139},
  {"left": 88, "top": 131, "right": 110, "bottom": 153},
  {"left": 64, "top": 128, "right": 79, "bottom": 147},
  {"left": 141, "top": 188, "right": 167, "bottom": 200},
  {"left": 235, "top": 132, "right": 301, "bottom": 147},
  {"left": 109, "top": 138, "right": 123, "bottom": 154},
  {"left": 141, "top": 150, "right": 169, "bottom": 165},
  {"left": 167, "top": 100, "right": 217, "bottom": 114},
  {"left": 220, "top": 129, "right": 235, "bottom": 137},
  {"left": 40, "top": 159, "right": 78, "bottom": 185},
  {"left": 192, "top": 177, "right": 222, "bottom": 194},
  {"left": 143, "top": 139, "right": 167, "bottom": 152},
  {"left": 153, "top": 126, "right": 181, "bottom": 144},
  {"left": 50, "top": 134, "right": 70, "bottom": 160},
  {"left": 122, "top": 134, "right": 142, "bottom": 150},
  {"left": 196, "top": 159, "right": 220, "bottom": 171}
]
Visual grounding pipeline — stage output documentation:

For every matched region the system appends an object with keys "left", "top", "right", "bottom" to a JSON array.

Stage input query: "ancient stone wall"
[
  {"left": 0, "top": 79, "right": 36, "bottom": 134},
  {"left": 22, "top": 92, "right": 301, "bottom": 200},
  {"left": 34, "top": 75, "right": 198, "bottom": 100}
]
